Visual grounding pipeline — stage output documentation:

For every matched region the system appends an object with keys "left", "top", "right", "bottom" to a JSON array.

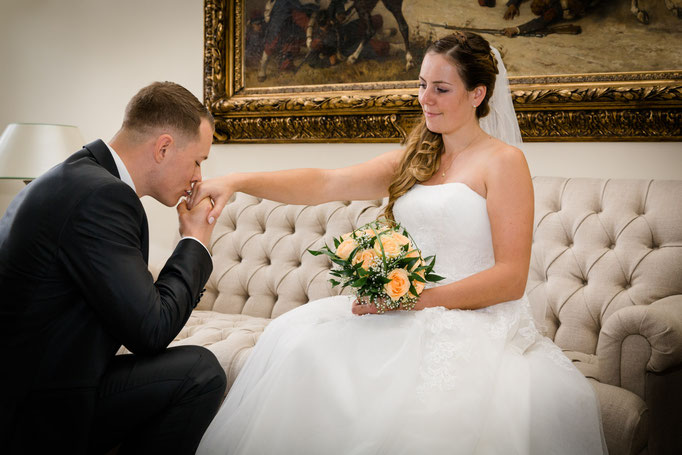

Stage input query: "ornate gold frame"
[{"left": 204, "top": 0, "right": 682, "bottom": 143}]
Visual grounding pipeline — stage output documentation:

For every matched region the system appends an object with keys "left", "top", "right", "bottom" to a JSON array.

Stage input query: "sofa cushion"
[{"left": 170, "top": 311, "right": 271, "bottom": 389}]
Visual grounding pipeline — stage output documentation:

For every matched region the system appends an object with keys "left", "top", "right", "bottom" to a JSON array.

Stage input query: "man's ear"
[{"left": 153, "top": 134, "right": 174, "bottom": 164}]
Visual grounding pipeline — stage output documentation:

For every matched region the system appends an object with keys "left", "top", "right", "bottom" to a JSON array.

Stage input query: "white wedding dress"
[{"left": 197, "top": 183, "right": 608, "bottom": 455}]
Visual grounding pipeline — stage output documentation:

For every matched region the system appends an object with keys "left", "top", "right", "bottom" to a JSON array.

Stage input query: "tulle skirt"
[{"left": 197, "top": 296, "right": 607, "bottom": 455}]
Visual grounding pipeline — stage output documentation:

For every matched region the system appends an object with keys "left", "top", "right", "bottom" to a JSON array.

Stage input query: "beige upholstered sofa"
[{"left": 167, "top": 177, "right": 681, "bottom": 455}]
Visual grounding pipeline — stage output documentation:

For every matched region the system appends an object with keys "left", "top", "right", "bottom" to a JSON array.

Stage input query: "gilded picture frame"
[{"left": 204, "top": 0, "right": 682, "bottom": 143}]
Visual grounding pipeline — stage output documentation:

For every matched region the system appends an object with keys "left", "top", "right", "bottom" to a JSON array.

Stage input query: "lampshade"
[{"left": 0, "top": 123, "right": 85, "bottom": 181}]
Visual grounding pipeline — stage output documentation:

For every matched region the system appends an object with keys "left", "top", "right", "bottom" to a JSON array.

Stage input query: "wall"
[{"left": 1, "top": 0, "right": 680, "bottom": 268}]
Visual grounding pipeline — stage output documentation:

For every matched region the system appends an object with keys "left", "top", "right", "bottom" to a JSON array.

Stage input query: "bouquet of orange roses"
[{"left": 309, "top": 219, "right": 443, "bottom": 313}]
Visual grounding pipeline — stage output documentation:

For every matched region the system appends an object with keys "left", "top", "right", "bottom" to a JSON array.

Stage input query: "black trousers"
[{"left": 88, "top": 346, "right": 226, "bottom": 455}]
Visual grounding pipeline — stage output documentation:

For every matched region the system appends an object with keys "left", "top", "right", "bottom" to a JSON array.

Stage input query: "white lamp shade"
[{"left": 0, "top": 123, "right": 85, "bottom": 180}]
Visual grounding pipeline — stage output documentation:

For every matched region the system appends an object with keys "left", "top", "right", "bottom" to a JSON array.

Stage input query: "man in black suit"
[{"left": 0, "top": 82, "right": 226, "bottom": 454}]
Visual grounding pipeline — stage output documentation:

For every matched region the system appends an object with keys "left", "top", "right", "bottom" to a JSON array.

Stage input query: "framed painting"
[{"left": 204, "top": 0, "right": 682, "bottom": 142}]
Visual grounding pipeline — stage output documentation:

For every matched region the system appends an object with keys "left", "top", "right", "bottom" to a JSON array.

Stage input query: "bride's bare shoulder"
[
  {"left": 484, "top": 137, "right": 526, "bottom": 167},
  {"left": 481, "top": 138, "right": 531, "bottom": 193}
]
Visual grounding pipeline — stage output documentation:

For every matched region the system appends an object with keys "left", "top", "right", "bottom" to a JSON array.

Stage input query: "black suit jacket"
[{"left": 0, "top": 140, "right": 212, "bottom": 451}]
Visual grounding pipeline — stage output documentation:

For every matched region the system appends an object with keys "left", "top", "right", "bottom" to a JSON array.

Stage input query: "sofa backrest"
[
  {"left": 199, "top": 177, "right": 682, "bottom": 354},
  {"left": 198, "top": 198, "right": 384, "bottom": 318},
  {"left": 528, "top": 177, "right": 682, "bottom": 355}
]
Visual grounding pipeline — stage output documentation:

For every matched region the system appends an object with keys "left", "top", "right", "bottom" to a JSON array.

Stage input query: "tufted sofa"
[{"left": 166, "top": 177, "right": 681, "bottom": 455}]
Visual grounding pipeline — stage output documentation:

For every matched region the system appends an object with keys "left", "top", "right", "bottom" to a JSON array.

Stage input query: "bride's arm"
[
  {"left": 187, "top": 148, "right": 403, "bottom": 223},
  {"left": 415, "top": 145, "right": 534, "bottom": 311}
]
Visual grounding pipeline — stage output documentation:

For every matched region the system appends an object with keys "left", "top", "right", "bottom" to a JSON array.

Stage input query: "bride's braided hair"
[{"left": 383, "top": 32, "right": 499, "bottom": 221}]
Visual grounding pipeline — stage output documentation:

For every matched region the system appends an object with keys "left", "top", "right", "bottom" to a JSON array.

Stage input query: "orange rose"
[
  {"left": 336, "top": 237, "right": 358, "bottom": 260},
  {"left": 392, "top": 231, "right": 410, "bottom": 245},
  {"left": 405, "top": 247, "right": 419, "bottom": 259},
  {"left": 384, "top": 268, "right": 410, "bottom": 301},
  {"left": 374, "top": 231, "right": 410, "bottom": 259},
  {"left": 352, "top": 249, "right": 379, "bottom": 270}
]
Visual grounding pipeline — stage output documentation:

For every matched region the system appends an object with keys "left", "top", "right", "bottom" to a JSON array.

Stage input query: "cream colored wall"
[{"left": 1, "top": 0, "right": 680, "bottom": 269}]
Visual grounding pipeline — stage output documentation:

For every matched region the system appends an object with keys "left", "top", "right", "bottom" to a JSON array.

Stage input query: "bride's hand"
[
  {"left": 187, "top": 175, "right": 236, "bottom": 225},
  {"left": 351, "top": 297, "right": 378, "bottom": 315},
  {"left": 352, "top": 296, "right": 401, "bottom": 315}
]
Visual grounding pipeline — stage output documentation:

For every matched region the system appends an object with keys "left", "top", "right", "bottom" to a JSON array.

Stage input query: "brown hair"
[
  {"left": 122, "top": 81, "right": 214, "bottom": 142},
  {"left": 383, "top": 32, "right": 498, "bottom": 220}
]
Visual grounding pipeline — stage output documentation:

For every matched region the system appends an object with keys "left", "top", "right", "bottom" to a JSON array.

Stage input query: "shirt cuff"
[{"left": 180, "top": 236, "right": 212, "bottom": 257}]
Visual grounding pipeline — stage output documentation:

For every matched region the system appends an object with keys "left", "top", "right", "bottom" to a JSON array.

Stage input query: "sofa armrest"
[{"left": 597, "top": 295, "right": 682, "bottom": 399}]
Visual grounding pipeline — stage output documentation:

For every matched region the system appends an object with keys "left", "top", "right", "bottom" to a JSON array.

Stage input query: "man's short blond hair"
[{"left": 122, "top": 81, "right": 214, "bottom": 142}]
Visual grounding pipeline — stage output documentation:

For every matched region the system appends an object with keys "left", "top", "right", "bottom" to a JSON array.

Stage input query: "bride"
[{"left": 191, "top": 32, "right": 607, "bottom": 454}]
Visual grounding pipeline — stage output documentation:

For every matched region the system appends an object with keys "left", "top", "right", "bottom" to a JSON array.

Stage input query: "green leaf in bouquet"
[
  {"left": 408, "top": 282, "right": 419, "bottom": 297},
  {"left": 307, "top": 248, "right": 324, "bottom": 256},
  {"left": 404, "top": 257, "right": 420, "bottom": 270},
  {"left": 329, "top": 257, "right": 349, "bottom": 267},
  {"left": 426, "top": 273, "right": 445, "bottom": 282},
  {"left": 329, "top": 279, "right": 340, "bottom": 287},
  {"left": 353, "top": 276, "right": 368, "bottom": 287},
  {"left": 374, "top": 239, "right": 389, "bottom": 268},
  {"left": 313, "top": 247, "right": 340, "bottom": 261},
  {"left": 355, "top": 266, "right": 371, "bottom": 277},
  {"left": 411, "top": 272, "right": 427, "bottom": 283},
  {"left": 340, "top": 268, "right": 356, "bottom": 277},
  {"left": 412, "top": 264, "right": 434, "bottom": 277},
  {"left": 347, "top": 245, "right": 363, "bottom": 262},
  {"left": 420, "top": 255, "right": 437, "bottom": 273}
]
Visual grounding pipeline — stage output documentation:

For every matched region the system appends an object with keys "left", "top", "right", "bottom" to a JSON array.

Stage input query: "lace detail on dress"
[
  {"left": 417, "top": 297, "right": 552, "bottom": 395},
  {"left": 416, "top": 298, "right": 541, "bottom": 395},
  {"left": 416, "top": 308, "right": 474, "bottom": 396}
]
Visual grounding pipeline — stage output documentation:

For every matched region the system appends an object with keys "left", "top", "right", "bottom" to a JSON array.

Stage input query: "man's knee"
[{"left": 171, "top": 345, "right": 226, "bottom": 398}]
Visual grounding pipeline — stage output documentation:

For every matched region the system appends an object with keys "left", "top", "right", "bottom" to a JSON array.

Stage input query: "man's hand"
[
  {"left": 187, "top": 175, "right": 236, "bottom": 225},
  {"left": 177, "top": 197, "right": 216, "bottom": 248},
  {"left": 504, "top": 5, "right": 520, "bottom": 20}
]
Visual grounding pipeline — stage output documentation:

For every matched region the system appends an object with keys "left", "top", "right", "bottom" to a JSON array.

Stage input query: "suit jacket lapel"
[{"left": 82, "top": 139, "right": 150, "bottom": 263}]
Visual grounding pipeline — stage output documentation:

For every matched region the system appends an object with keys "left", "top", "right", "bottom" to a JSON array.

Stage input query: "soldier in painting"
[
  {"left": 305, "top": 3, "right": 394, "bottom": 68},
  {"left": 245, "top": 12, "right": 266, "bottom": 67},
  {"left": 257, "top": 0, "right": 320, "bottom": 81}
]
